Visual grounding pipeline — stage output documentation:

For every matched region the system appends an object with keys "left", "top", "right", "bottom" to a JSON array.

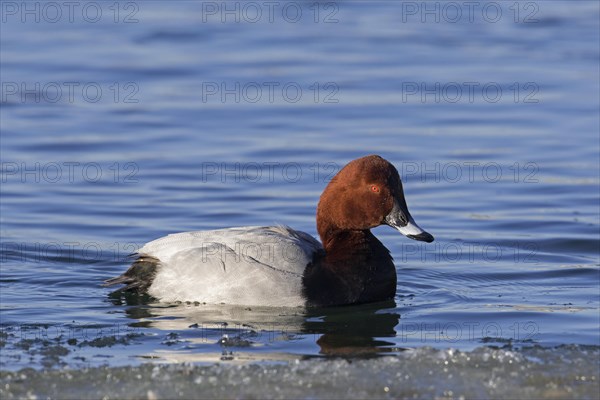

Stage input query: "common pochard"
[{"left": 105, "top": 155, "right": 434, "bottom": 307}]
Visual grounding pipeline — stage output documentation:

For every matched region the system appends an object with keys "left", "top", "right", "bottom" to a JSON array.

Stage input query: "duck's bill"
[
  {"left": 384, "top": 200, "right": 434, "bottom": 243},
  {"left": 393, "top": 216, "right": 434, "bottom": 243}
]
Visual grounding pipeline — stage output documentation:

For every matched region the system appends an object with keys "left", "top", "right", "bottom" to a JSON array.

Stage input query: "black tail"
[{"left": 103, "top": 255, "right": 160, "bottom": 293}]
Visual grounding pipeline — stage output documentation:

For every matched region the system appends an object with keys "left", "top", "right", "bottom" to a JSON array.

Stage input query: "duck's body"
[
  {"left": 107, "top": 225, "right": 321, "bottom": 306},
  {"left": 105, "top": 155, "right": 434, "bottom": 307}
]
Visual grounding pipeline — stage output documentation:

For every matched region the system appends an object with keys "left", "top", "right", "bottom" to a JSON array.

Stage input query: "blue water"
[{"left": 1, "top": 0, "right": 599, "bottom": 377}]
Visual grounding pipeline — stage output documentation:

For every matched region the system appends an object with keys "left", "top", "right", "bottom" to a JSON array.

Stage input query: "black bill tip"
[{"left": 407, "top": 232, "right": 435, "bottom": 243}]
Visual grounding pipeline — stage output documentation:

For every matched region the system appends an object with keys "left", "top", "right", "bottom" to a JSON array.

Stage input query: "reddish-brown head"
[{"left": 316, "top": 155, "right": 433, "bottom": 246}]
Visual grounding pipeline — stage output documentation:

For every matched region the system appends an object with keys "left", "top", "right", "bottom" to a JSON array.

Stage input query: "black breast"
[{"left": 302, "top": 230, "right": 397, "bottom": 307}]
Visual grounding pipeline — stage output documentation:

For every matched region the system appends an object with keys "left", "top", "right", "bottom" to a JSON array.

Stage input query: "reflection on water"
[
  {"left": 109, "top": 296, "right": 402, "bottom": 360},
  {"left": 305, "top": 302, "right": 401, "bottom": 356}
]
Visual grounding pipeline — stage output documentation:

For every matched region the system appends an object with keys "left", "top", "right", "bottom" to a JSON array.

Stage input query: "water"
[{"left": 1, "top": 0, "right": 599, "bottom": 398}]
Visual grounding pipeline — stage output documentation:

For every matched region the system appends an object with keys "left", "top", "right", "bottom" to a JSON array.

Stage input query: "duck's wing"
[{"left": 138, "top": 225, "right": 321, "bottom": 275}]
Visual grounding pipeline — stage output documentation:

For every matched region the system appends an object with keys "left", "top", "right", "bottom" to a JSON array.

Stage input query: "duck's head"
[{"left": 316, "top": 155, "right": 434, "bottom": 244}]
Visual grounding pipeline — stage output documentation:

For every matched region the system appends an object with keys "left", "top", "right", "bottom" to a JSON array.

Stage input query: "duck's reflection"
[
  {"left": 304, "top": 300, "right": 400, "bottom": 355},
  {"left": 108, "top": 293, "right": 401, "bottom": 358}
]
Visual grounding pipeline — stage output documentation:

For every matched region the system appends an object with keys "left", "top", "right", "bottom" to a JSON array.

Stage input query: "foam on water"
[{"left": 1, "top": 346, "right": 598, "bottom": 400}]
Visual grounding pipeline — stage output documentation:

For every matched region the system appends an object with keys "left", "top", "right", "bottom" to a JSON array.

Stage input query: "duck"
[{"left": 104, "top": 155, "right": 434, "bottom": 307}]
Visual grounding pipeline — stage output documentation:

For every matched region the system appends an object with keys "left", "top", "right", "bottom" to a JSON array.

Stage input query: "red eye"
[{"left": 370, "top": 185, "right": 380, "bottom": 193}]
